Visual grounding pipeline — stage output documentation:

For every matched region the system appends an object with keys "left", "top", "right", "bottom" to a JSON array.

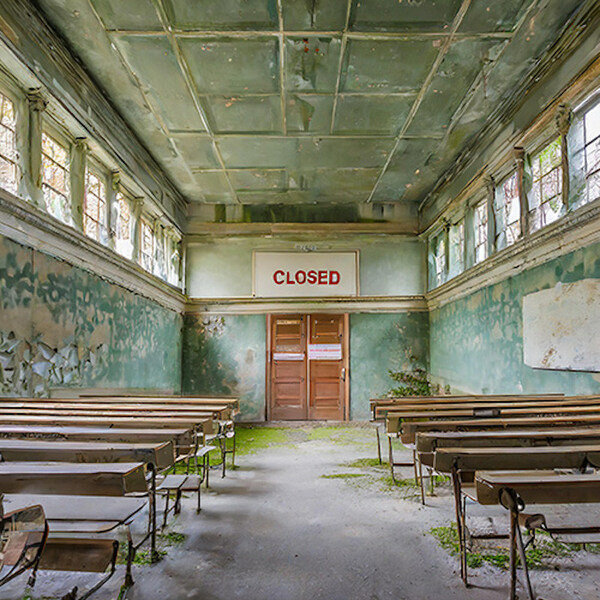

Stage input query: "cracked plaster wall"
[{"left": 0, "top": 233, "right": 182, "bottom": 396}]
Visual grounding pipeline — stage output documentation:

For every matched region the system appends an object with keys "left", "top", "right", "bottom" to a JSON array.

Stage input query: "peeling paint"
[{"left": 0, "top": 234, "right": 182, "bottom": 396}]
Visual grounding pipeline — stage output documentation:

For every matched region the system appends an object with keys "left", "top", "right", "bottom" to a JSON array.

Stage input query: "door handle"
[{"left": 341, "top": 368, "right": 346, "bottom": 382}]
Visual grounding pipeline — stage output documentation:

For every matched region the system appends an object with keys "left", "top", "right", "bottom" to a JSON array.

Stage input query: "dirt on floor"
[{"left": 5, "top": 423, "right": 600, "bottom": 600}]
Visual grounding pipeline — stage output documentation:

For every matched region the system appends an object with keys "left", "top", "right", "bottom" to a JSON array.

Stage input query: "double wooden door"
[{"left": 268, "top": 314, "right": 348, "bottom": 421}]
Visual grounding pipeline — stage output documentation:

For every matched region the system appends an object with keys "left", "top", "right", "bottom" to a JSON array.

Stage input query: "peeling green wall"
[
  {"left": 183, "top": 311, "right": 429, "bottom": 421},
  {"left": 0, "top": 234, "right": 182, "bottom": 396},
  {"left": 349, "top": 312, "right": 429, "bottom": 419},
  {"left": 182, "top": 314, "right": 266, "bottom": 421},
  {"left": 430, "top": 242, "right": 600, "bottom": 394}
]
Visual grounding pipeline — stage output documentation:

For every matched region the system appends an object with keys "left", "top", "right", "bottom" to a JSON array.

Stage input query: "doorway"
[{"left": 267, "top": 314, "right": 349, "bottom": 420}]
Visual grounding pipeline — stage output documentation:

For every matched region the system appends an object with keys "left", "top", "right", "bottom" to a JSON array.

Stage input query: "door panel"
[
  {"left": 269, "top": 315, "right": 307, "bottom": 420},
  {"left": 308, "top": 315, "right": 346, "bottom": 420}
]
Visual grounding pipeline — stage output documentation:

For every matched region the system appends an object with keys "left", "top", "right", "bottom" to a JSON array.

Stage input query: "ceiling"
[{"left": 33, "top": 0, "right": 583, "bottom": 211}]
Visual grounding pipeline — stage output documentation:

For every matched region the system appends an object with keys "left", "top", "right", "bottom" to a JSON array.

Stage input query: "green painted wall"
[
  {"left": 182, "top": 311, "right": 429, "bottom": 421},
  {"left": 182, "top": 314, "right": 266, "bottom": 421},
  {"left": 0, "top": 234, "right": 182, "bottom": 396},
  {"left": 350, "top": 312, "right": 430, "bottom": 419},
  {"left": 430, "top": 242, "right": 600, "bottom": 394}
]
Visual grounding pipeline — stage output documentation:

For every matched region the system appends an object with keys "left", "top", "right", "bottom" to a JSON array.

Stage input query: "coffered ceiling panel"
[{"left": 34, "top": 0, "right": 586, "bottom": 214}]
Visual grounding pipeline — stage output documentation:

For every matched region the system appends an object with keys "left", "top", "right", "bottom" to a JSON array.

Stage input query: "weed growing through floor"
[
  {"left": 343, "top": 457, "right": 389, "bottom": 470},
  {"left": 235, "top": 426, "right": 296, "bottom": 455},
  {"left": 159, "top": 531, "right": 187, "bottom": 545},
  {"left": 430, "top": 524, "right": 596, "bottom": 570}
]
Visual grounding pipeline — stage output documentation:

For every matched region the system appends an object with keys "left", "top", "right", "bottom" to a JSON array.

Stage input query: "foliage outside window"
[
  {"left": 495, "top": 172, "right": 521, "bottom": 247},
  {"left": 140, "top": 217, "right": 154, "bottom": 272},
  {"left": 115, "top": 191, "right": 133, "bottom": 259},
  {"left": 529, "top": 138, "right": 562, "bottom": 232},
  {"left": 42, "top": 132, "right": 71, "bottom": 224},
  {"left": 473, "top": 201, "right": 488, "bottom": 264},
  {"left": 448, "top": 220, "right": 465, "bottom": 277},
  {"left": 583, "top": 101, "right": 600, "bottom": 204},
  {"left": 83, "top": 167, "right": 107, "bottom": 244},
  {"left": 0, "top": 92, "right": 18, "bottom": 195}
]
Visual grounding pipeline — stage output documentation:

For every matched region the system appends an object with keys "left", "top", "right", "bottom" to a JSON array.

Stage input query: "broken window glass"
[
  {"left": 0, "top": 92, "right": 18, "bottom": 195},
  {"left": 84, "top": 168, "right": 107, "bottom": 244},
  {"left": 42, "top": 132, "right": 71, "bottom": 225},
  {"left": 529, "top": 138, "right": 563, "bottom": 232}
]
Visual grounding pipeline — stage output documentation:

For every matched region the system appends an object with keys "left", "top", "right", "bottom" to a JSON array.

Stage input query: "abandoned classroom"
[{"left": 0, "top": 1, "right": 600, "bottom": 600}]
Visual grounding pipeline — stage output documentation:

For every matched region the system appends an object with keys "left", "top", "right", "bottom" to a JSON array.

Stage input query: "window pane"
[
  {"left": 0, "top": 92, "right": 18, "bottom": 194},
  {"left": 529, "top": 139, "right": 563, "bottom": 232}
]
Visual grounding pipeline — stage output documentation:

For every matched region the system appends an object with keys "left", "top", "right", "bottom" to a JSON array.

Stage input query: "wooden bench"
[
  {"left": 0, "top": 439, "right": 175, "bottom": 470},
  {"left": 475, "top": 471, "right": 600, "bottom": 600},
  {"left": 431, "top": 446, "right": 600, "bottom": 590}
]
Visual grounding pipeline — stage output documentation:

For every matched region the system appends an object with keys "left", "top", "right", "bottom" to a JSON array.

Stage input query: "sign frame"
[{"left": 252, "top": 250, "right": 360, "bottom": 298}]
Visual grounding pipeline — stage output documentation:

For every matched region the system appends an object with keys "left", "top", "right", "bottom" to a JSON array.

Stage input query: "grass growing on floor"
[
  {"left": 306, "top": 426, "right": 373, "bottom": 446},
  {"left": 343, "top": 457, "right": 389, "bottom": 470},
  {"left": 116, "top": 531, "right": 186, "bottom": 566},
  {"left": 430, "top": 524, "right": 597, "bottom": 570},
  {"left": 235, "top": 426, "right": 296, "bottom": 455},
  {"left": 321, "top": 473, "right": 368, "bottom": 479}
]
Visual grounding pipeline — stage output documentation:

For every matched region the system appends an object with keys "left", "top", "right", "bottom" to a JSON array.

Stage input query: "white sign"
[
  {"left": 308, "top": 344, "right": 342, "bottom": 360},
  {"left": 523, "top": 279, "right": 600, "bottom": 372},
  {"left": 254, "top": 251, "right": 358, "bottom": 298}
]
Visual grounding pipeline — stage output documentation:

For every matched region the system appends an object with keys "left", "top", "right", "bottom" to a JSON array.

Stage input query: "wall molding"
[
  {"left": 426, "top": 198, "right": 600, "bottom": 310},
  {"left": 0, "top": 189, "right": 185, "bottom": 314},
  {"left": 185, "top": 295, "right": 428, "bottom": 315}
]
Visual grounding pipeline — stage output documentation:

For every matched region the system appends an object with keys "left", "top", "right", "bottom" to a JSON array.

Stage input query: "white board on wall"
[
  {"left": 523, "top": 278, "right": 600, "bottom": 372},
  {"left": 253, "top": 251, "right": 358, "bottom": 298}
]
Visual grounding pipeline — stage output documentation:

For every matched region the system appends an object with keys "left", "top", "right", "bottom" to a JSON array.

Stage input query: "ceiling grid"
[{"left": 32, "top": 0, "right": 588, "bottom": 212}]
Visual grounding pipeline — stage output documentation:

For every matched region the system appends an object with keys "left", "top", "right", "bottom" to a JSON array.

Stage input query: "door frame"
[{"left": 265, "top": 313, "right": 350, "bottom": 421}]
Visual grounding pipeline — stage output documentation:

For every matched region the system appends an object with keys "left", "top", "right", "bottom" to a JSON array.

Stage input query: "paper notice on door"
[
  {"left": 308, "top": 344, "right": 342, "bottom": 360},
  {"left": 273, "top": 352, "right": 305, "bottom": 361}
]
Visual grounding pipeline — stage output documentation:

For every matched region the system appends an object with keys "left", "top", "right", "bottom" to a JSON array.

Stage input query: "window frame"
[
  {"left": 581, "top": 98, "right": 600, "bottom": 205},
  {"left": 139, "top": 215, "right": 155, "bottom": 273},
  {"left": 528, "top": 136, "right": 563, "bottom": 232},
  {"left": 41, "top": 124, "right": 72, "bottom": 225},
  {"left": 0, "top": 88, "right": 19, "bottom": 196},
  {"left": 495, "top": 170, "right": 521, "bottom": 248},
  {"left": 83, "top": 158, "right": 109, "bottom": 245},
  {"left": 473, "top": 200, "right": 488, "bottom": 265}
]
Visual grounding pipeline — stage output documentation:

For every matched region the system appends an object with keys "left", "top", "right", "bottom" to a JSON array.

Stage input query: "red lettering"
[
  {"left": 329, "top": 270, "right": 340, "bottom": 285},
  {"left": 273, "top": 270, "right": 285, "bottom": 285},
  {"left": 307, "top": 270, "right": 317, "bottom": 284},
  {"left": 318, "top": 270, "right": 327, "bottom": 284},
  {"left": 295, "top": 270, "right": 306, "bottom": 284},
  {"left": 286, "top": 271, "right": 294, "bottom": 285}
]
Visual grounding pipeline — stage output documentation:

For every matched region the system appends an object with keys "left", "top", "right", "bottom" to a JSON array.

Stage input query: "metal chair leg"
[
  {"left": 388, "top": 436, "right": 396, "bottom": 482},
  {"left": 376, "top": 426, "right": 382, "bottom": 464}
]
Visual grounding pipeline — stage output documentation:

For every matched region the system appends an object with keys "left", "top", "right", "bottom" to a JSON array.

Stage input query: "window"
[
  {"left": 582, "top": 100, "right": 600, "bottom": 204},
  {"left": 433, "top": 234, "right": 446, "bottom": 287},
  {"left": 529, "top": 138, "right": 562, "bottom": 231},
  {"left": 140, "top": 217, "right": 154, "bottom": 272},
  {"left": 473, "top": 201, "right": 488, "bottom": 264},
  {"left": 167, "top": 237, "right": 181, "bottom": 287},
  {"left": 83, "top": 167, "right": 107, "bottom": 244},
  {"left": 42, "top": 132, "right": 71, "bottom": 224},
  {"left": 0, "top": 92, "right": 18, "bottom": 194},
  {"left": 153, "top": 225, "right": 166, "bottom": 279},
  {"left": 495, "top": 172, "right": 521, "bottom": 247},
  {"left": 449, "top": 219, "right": 465, "bottom": 277},
  {"left": 115, "top": 191, "right": 133, "bottom": 259}
]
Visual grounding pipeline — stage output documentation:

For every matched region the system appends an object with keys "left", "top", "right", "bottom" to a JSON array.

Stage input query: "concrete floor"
[{"left": 4, "top": 423, "right": 600, "bottom": 600}]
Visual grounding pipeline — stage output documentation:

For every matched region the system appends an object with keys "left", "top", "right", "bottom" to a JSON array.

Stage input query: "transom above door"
[{"left": 268, "top": 314, "right": 349, "bottom": 421}]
